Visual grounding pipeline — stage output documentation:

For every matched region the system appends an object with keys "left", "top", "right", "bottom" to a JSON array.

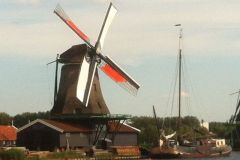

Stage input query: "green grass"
[{"left": 0, "top": 150, "right": 139, "bottom": 160}]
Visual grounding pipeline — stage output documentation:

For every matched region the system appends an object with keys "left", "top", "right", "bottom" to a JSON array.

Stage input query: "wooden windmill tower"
[{"left": 50, "top": 3, "right": 140, "bottom": 117}]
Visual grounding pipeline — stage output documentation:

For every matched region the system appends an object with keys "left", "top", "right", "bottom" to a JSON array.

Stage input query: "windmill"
[{"left": 51, "top": 3, "right": 140, "bottom": 115}]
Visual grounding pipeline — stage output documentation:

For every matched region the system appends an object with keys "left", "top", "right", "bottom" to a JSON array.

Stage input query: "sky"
[{"left": 1, "top": 0, "right": 240, "bottom": 122}]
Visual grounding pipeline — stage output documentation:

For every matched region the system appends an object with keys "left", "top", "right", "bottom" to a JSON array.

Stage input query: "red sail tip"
[
  {"left": 101, "top": 64, "right": 127, "bottom": 83},
  {"left": 66, "top": 20, "right": 90, "bottom": 42}
]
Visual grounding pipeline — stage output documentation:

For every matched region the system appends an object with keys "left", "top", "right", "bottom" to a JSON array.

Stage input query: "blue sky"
[{"left": 1, "top": 0, "right": 240, "bottom": 122}]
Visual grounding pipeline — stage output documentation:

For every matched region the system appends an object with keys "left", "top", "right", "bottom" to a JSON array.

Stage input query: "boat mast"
[
  {"left": 153, "top": 105, "right": 160, "bottom": 138},
  {"left": 230, "top": 89, "right": 240, "bottom": 124},
  {"left": 176, "top": 24, "right": 183, "bottom": 131}
]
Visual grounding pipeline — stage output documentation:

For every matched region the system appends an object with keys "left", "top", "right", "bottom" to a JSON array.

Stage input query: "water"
[
  {"left": 150, "top": 151, "right": 240, "bottom": 160},
  {"left": 224, "top": 152, "right": 240, "bottom": 160}
]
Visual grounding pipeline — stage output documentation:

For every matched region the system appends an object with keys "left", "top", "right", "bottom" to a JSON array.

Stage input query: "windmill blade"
[
  {"left": 82, "top": 60, "right": 97, "bottom": 107},
  {"left": 54, "top": 4, "right": 93, "bottom": 48},
  {"left": 95, "top": 3, "right": 117, "bottom": 53},
  {"left": 98, "top": 55, "right": 140, "bottom": 95},
  {"left": 76, "top": 56, "right": 90, "bottom": 106},
  {"left": 76, "top": 56, "right": 97, "bottom": 107}
]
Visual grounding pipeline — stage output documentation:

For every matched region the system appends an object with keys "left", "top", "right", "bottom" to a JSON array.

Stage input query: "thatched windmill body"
[{"left": 51, "top": 3, "right": 139, "bottom": 116}]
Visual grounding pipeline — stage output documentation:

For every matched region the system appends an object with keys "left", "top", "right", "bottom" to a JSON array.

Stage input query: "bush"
[
  {"left": 47, "top": 151, "right": 85, "bottom": 159},
  {"left": 0, "top": 149, "right": 25, "bottom": 160}
]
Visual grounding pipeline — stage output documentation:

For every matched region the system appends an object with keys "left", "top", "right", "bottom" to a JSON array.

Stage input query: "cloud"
[
  {"left": 1, "top": 0, "right": 240, "bottom": 66},
  {"left": 1, "top": 0, "right": 42, "bottom": 5},
  {"left": 181, "top": 91, "right": 190, "bottom": 97}
]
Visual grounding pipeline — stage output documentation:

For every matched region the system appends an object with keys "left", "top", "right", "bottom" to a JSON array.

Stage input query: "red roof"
[
  {"left": 108, "top": 122, "right": 140, "bottom": 133},
  {"left": 43, "top": 119, "right": 93, "bottom": 133},
  {"left": 18, "top": 119, "right": 140, "bottom": 134},
  {"left": 0, "top": 125, "right": 17, "bottom": 141}
]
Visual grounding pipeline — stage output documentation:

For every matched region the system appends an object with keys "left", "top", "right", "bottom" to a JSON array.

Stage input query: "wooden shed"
[
  {"left": 17, "top": 119, "right": 140, "bottom": 151},
  {"left": 17, "top": 119, "right": 93, "bottom": 151}
]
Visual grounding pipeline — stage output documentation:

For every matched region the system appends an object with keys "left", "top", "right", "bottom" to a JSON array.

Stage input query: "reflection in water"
[{"left": 149, "top": 151, "right": 240, "bottom": 160}]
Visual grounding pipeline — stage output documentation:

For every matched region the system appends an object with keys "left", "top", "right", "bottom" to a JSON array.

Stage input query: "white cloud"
[
  {"left": 2, "top": 0, "right": 42, "bottom": 5},
  {"left": 181, "top": 91, "right": 190, "bottom": 97},
  {"left": 1, "top": 0, "right": 240, "bottom": 63}
]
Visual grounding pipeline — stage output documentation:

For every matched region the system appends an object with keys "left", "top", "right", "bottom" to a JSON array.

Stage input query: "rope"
[{"left": 46, "top": 65, "right": 53, "bottom": 106}]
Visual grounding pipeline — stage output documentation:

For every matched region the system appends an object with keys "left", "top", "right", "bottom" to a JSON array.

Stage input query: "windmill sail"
[
  {"left": 98, "top": 55, "right": 140, "bottom": 95},
  {"left": 96, "top": 3, "right": 117, "bottom": 52},
  {"left": 76, "top": 56, "right": 90, "bottom": 105},
  {"left": 81, "top": 59, "right": 97, "bottom": 106},
  {"left": 81, "top": 2, "right": 117, "bottom": 106},
  {"left": 54, "top": 4, "right": 92, "bottom": 47}
]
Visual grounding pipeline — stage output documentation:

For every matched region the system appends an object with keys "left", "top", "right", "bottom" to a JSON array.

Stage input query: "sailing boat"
[{"left": 150, "top": 26, "right": 232, "bottom": 159}]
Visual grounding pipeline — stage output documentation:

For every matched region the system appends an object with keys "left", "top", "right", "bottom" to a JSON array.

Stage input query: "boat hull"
[{"left": 150, "top": 145, "right": 232, "bottom": 159}]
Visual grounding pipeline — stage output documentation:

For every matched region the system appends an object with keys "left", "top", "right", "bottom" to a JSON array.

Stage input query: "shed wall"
[
  {"left": 59, "top": 133, "right": 93, "bottom": 147},
  {"left": 109, "top": 133, "right": 138, "bottom": 146}
]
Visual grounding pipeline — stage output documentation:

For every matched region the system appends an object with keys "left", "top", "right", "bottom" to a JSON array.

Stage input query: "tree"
[
  {"left": 130, "top": 115, "right": 212, "bottom": 149},
  {"left": 0, "top": 112, "right": 12, "bottom": 125},
  {"left": 209, "top": 122, "right": 229, "bottom": 138},
  {"left": 13, "top": 111, "right": 50, "bottom": 128},
  {"left": 131, "top": 116, "right": 159, "bottom": 149}
]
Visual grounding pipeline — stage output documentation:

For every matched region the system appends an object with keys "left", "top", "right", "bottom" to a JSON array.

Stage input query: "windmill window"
[
  {"left": 94, "top": 84, "right": 97, "bottom": 91},
  {"left": 66, "top": 133, "right": 71, "bottom": 137},
  {"left": 98, "top": 102, "right": 102, "bottom": 109}
]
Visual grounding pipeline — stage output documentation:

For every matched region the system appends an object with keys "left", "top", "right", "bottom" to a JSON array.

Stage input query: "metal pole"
[{"left": 54, "top": 54, "right": 59, "bottom": 103}]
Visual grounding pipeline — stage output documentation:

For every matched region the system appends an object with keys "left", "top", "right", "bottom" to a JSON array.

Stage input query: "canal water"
[{"left": 151, "top": 151, "right": 240, "bottom": 160}]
